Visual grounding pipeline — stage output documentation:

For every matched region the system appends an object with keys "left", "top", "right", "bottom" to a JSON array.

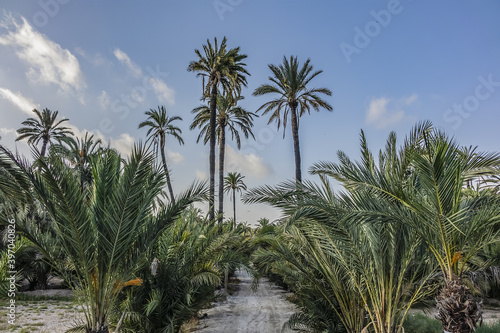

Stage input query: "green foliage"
[
  {"left": 403, "top": 314, "right": 500, "bottom": 333},
  {"left": 0, "top": 238, "right": 26, "bottom": 297},
  {"left": 247, "top": 121, "right": 500, "bottom": 333},
  {"left": 0, "top": 144, "right": 208, "bottom": 333},
  {"left": 402, "top": 313, "right": 442, "bottom": 333},
  {"left": 116, "top": 206, "right": 252, "bottom": 333}
]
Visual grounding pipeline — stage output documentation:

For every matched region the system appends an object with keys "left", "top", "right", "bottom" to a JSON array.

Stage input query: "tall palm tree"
[
  {"left": 223, "top": 172, "right": 247, "bottom": 228},
  {"left": 191, "top": 93, "right": 256, "bottom": 222},
  {"left": 16, "top": 108, "right": 72, "bottom": 157},
  {"left": 188, "top": 36, "right": 249, "bottom": 221},
  {"left": 139, "top": 106, "right": 184, "bottom": 204},
  {"left": 253, "top": 56, "right": 332, "bottom": 183}
]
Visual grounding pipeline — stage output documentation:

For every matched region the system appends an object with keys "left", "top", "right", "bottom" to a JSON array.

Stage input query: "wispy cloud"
[
  {"left": 195, "top": 169, "right": 207, "bottom": 181},
  {"left": 113, "top": 48, "right": 175, "bottom": 105},
  {"left": 113, "top": 48, "right": 142, "bottom": 78},
  {"left": 225, "top": 145, "right": 272, "bottom": 178},
  {"left": 365, "top": 94, "right": 418, "bottom": 129},
  {"left": 98, "top": 90, "right": 110, "bottom": 109},
  {"left": 0, "top": 127, "right": 16, "bottom": 137},
  {"left": 0, "top": 13, "right": 86, "bottom": 102},
  {"left": 75, "top": 47, "right": 107, "bottom": 67},
  {"left": 150, "top": 77, "right": 175, "bottom": 105},
  {"left": 167, "top": 150, "right": 185, "bottom": 164},
  {"left": 0, "top": 87, "right": 38, "bottom": 115}
]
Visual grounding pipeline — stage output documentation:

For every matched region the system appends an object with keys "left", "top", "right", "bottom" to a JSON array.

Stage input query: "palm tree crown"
[
  {"left": 50, "top": 132, "right": 102, "bottom": 190},
  {"left": 139, "top": 106, "right": 184, "bottom": 203},
  {"left": 253, "top": 55, "right": 332, "bottom": 182},
  {"left": 16, "top": 108, "right": 72, "bottom": 157},
  {"left": 187, "top": 37, "right": 249, "bottom": 101},
  {"left": 188, "top": 36, "right": 249, "bottom": 221},
  {"left": 190, "top": 93, "right": 256, "bottom": 149}
]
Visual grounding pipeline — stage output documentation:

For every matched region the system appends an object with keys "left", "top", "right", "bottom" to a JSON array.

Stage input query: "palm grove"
[{"left": 1, "top": 37, "right": 500, "bottom": 333}]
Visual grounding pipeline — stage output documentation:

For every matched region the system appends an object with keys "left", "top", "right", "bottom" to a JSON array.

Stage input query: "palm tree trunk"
[
  {"left": 436, "top": 278, "right": 482, "bottom": 333},
  {"left": 40, "top": 139, "right": 48, "bottom": 157},
  {"left": 233, "top": 188, "right": 236, "bottom": 229},
  {"left": 224, "top": 264, "right": 229, "bottom": 294},
  {"left": 209, "top": 85, "right": 217, "bottom": 221},
  {"left": 290, "top": 104, "right": 302, "bottom": 183},
  {"left": 160, "top": 134, "right": 176, "bottom": 204},
  {"left": 218, "top": 126, "right": 226, "bottom": 223}
]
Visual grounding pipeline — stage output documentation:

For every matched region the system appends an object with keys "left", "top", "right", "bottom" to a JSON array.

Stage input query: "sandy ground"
[
  {"left": 4, "top": 277, "right": 500, "bottom": 332},
  {"left": 195, "top": 271, "right": 297, "bottom": 333},
  {"left": 0, "top": 290, "right": 85, "bottom": 333}
]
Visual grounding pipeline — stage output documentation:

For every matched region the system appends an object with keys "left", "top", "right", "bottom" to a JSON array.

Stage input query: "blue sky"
[{"left": 1, "top": 0, "right": 499, "bottom": 224}]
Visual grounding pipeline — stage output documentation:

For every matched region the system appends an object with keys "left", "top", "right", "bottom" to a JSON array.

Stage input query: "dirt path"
[{"left": 195, "top": 271, "right": 296, "bottom": 333}]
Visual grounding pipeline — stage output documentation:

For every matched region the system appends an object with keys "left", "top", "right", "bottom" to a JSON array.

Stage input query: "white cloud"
[
  {"left": 225, "top": 145, "right": 272, "bottom": 178},
  {"left": 0, "top": 87, "right": 38, "bottom": 115},
  {"left": 0, "top": 127, "right": 16, "bottom": 137},
  {"left": 195, "top": 170, "right": 207, "bottom": 181},
  {"left": 98, "top": 90, "right": 110, "bottom": 110},
  {"left": 74, "top": 47, "right": 106, "bottom": 67},
  {"left": 0, "top": 14, "right": 86, "bottom": 101},
  {"left": 365, "top": 94, "right": 418, "bottom": 129},
  {"left": 113, "top": 48, "right": 142, "bottom": 78},
  {"left": 110, "top": 133, "right": 135, "bottom": 156},
  {"left": 167, "top": 150, "right": 185, "bottom": 163},
  {"left": 150, "top": 77, "right": 175, "bottom": 105},
  {"left": 113, "top": 48, "right": 175, "bottom": 105},
  {"left": 401, "top": 93, "right": 418, "bottom": 105}
]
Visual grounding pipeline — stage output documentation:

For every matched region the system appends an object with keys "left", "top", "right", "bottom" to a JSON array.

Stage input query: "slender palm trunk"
[
  {"left": 224, "top": 264, "right": 229, "bottom": 294},
  {"left": 218, "top": 125, "right": 226, "bottom": 223},
  {"left": 40, "top": 139, "right": 48, "bottom": 157},
  {"left": 160, "top": 134, "right": 176, "bottom": 204},
  {"left": 232, "top": 188, "right": 236, "bottom": 229},
  {"left": 209, "top": 85, "right": 217, "bottom": 221},
  {"left": 290, "top": 104, "right": 302, "bottom": 183}
]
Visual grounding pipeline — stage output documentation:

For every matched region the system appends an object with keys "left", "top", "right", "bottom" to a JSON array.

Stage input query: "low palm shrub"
[{"left": 114, "top": 206, "right": 252, "bottom": 333}]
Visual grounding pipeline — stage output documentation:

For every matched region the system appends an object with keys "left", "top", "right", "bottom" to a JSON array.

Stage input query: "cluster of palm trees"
[
  {"left": 7, "top": 36, "right": 334, "bottom": 227},
  {"left": 0, "top": 36, "right": 335, "bottom": 332},
  {"left": 0, "top": 129, "right": 249, "bottom": 333},
  {"left": 188, "top": 37, "right": 333, "bottom": 221},
  {"left": 247, "top": 121, "right": 500, "bottom": 333},
  {"left": 3, "top": 36, "right": 498, "bottom": 333}
]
